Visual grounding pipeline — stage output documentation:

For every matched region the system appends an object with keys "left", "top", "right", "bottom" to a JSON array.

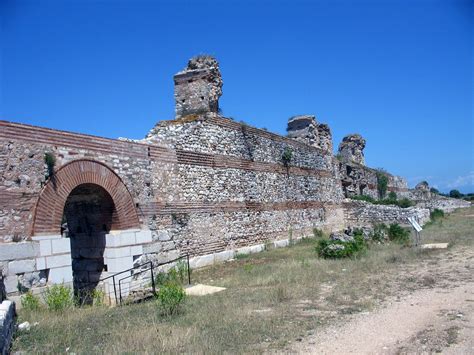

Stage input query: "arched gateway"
[
  {"left": 32, "top": 160, "right": 141, "bottom": 299},
  {"left": 33, "top": 159, "right": 139, "bottom": 235}
]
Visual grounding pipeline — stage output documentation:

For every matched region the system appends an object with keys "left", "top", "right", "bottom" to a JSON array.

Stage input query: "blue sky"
[{"left": 1, "top": 0, "right": 473, "bottom": 192}]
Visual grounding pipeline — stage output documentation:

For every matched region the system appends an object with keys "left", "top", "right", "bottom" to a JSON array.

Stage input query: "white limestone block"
[
  {"left": 48, "top": 266, "right": 73, "bottom": 284},
  {"left": 36, "top": 257, "right": 46, "bottom": 270},
  {"left": 273, "top": 239, "right": 289, "bottom": 248},
  {"left": 135, "top": 230, "right": 152, "bottom": 244},
  {"left": 39, "top": 240, "right": 52, "bottom": 256},
  {"left": 4, "top": 276, "right": 18, "bottom": 293},
  {"left": 0, "top": 242, "right": 39, "bottom": 261},
  {"left": 105, "top": 246, "right": 131, "bottom": 259},
  {"left": 214, "top": 250, "right": 235, "bottom": 263},
  {"left": 8, "top": 259, "right": 36, "bottom": 274},
  {"left": 130, "top": 245, "right": 143, "bottom": 256},
  {"left": 51, "top": 238, "right": 71, "bottom": 254},
  {"left": 46, "top": 254, "right": 71, "bottom": 268},
  {"left": 106, "top": 256, "right": 133, "bottom": 273},
  {"left": 189, "top": 254, "right": 214, "bottom": 269}
]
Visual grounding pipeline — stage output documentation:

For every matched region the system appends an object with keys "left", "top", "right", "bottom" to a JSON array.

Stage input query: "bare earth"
[{"left": 291, "top": 247, "right": 474, "bottom": 354}]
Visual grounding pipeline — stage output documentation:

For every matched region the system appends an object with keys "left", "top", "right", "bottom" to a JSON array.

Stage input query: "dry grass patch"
[{"left": 13, "top": 207, "right": 474, "bottom": 353}]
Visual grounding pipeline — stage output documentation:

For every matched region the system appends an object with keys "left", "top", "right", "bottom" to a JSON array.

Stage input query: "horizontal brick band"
[
  {"left": 139, "top": 200, "right": 337, "bottom": 216},
  {"left": 175, "top": 149, "right": 333, "bottom": 178}
]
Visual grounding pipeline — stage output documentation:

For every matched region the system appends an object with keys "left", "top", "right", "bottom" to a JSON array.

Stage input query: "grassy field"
[{"left": 12, "top": 207, "right": 474, "bottom": 353}]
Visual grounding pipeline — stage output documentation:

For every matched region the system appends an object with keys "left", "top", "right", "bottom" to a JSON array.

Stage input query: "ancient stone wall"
[
  {"left": 342, "top": 200, "right": 431, "bottom": 227},
  {"left": 338, "top": 160, "right": 410, "bottom": 199}
]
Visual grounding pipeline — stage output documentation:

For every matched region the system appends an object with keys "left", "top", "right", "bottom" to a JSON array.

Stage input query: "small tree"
[
  {"left": 281, "top": 147, "right": 293, "bottom": 167},
  {"left": 449, "top": 189, "right": 463, "bottom": 198},
  {"left": 376, "top": 172, "right": 389, "bottom": 199}
]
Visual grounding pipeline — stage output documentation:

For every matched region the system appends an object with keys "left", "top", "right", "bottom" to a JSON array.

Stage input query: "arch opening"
[{"left": 63, "top": 183, "right": 114, "bottom": 302}]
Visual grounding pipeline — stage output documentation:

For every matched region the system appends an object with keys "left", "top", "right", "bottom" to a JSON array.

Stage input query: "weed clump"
[
  {"left": 156, "top": 282, "right": 186, "bottom": 316},
  {"left": 21, "top": 291, "right": 41, "bottom": 311},
  {"left": 316, "top": 234, "right": 366, "bottom": 259},
  {"left": 387, "top": 223, "right": 410, "bottom": 245},
  {"left": 43, "top": 284, "right": 74, "bottom": 311}
]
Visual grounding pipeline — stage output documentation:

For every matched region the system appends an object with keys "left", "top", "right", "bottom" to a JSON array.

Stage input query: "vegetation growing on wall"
[
  {"left": 350, "top": 194, "right": 414, "bottom": 208},
  {"left": 44, "top": 152, "right": 56, "bottom": 179},
  {"left": 281, "top": 146, "right": 293, "bottom": 167},
  {"left": 376, "top": 171, "right": 388, "bottom": 199}
]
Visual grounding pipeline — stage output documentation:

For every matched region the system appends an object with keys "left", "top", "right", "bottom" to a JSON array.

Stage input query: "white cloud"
[{"left": 446, "top": 171, "right": 474, "bottom": 189}]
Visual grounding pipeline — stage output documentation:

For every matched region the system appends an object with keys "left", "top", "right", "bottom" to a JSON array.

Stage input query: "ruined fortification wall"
[
  {"left": 343, "top": 200, "right": 430, "bottom": 227},
  {"left": 338, "top": 160, "right": 410, "bottom": 199}
]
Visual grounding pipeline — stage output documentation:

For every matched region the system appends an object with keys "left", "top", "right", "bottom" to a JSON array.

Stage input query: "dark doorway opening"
[{"left": 63, "top": 183, "right": 115, "bottom": 303}]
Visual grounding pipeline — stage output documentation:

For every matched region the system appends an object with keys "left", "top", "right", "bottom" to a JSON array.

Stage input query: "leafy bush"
[
  {"left": 387, "top": 223, "right": 410, "bottom": 245},
  {"left": 397, "top": 198, "right": 414, "bottom": 208},
  {"left": 351, "top": 195, "right": 376, "bottom": 203},
  {"left": 154, "top": 261, "right": 190, "bottom": 287},
  {"left": 388, "top": 191, "right": 397, "bottom": 201},
  {"left": 312, "top": 228, "right": 324, "bottom": 238},
  {"left": 371, "top": 223, "right": 388, "bottom": 243},
  {"left": 44, "top": 152, "right": 56, "bottom": 178},
  {"left": 281, "top": 147, "right": 293, "bottom": 167},
  {"left": 350, "top": 194, "right": 414, "bottom": 208},
  {"left": 157, "top": 282, "right": 186, "bottom": 316},
  {"left": 376, "top": 172, "right": 389, "bottom": 199},
  {"left": 21, "top": 291, "right": 41, "bottom": 311},
  {"left": 449, "top": 189, "right": 463, "bottom": 198},
  {"left": 430, "top": 208, "right": 444, "bottom": 221},
  {"left": 316, "top": 235, "right": 366, "bottom": 259},
  {"left": 43, "top": 284, "right": 74, "bottom": 311}
]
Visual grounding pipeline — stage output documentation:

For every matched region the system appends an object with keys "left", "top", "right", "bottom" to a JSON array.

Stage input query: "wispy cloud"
[{"left": 446, "top": 171, "right": 474, "bottom": 189}]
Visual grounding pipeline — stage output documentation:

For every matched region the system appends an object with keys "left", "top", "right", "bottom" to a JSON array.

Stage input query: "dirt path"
[{"left": 291, "top": 249, "right": 474, "bottom": 354}]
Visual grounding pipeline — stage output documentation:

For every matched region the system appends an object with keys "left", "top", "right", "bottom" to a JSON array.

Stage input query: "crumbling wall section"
[{"left": 343, "top": 200, "right": 430, "bottom": 227}]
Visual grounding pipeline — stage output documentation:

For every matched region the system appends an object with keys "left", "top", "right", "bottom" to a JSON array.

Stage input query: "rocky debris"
[
  {"left": 18, "top": 321, "right": 30, "bottom": 332},
  {"left": 329, "top": 231, "right": 354, "bottom": 243},
  {"left": 174, "top": 55, "right": 223, "bottom": 118},
  {"left": 338, "top": 134, "right": 366, "bottom": 165},
  {"left": 287, "top": 115, "right": 333, "bottom": 151}
]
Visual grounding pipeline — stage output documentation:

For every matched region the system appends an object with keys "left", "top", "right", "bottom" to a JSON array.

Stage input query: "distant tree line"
[{"left": 430, "top": 187, "right": 474, "bottom": 201}]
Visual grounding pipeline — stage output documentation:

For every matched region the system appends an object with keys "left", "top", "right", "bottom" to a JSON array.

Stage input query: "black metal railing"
[{"left": 78, "top": 254, "right": 191, "bottom": 305}]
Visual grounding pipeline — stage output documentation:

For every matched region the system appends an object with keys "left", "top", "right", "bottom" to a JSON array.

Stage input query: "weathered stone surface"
[
  {"left": 8, "top": 259, "right": 35, "bottom": 274},
  {"left": 173, "top": 55, "right": 223, "bottom": 118},
  {"left": 0, "top": 243, "right": 39, "bottom": 262},
  {"left": 0, "top": 300, "right": 16, "bottom": 353},
  {"left": 338, "top": 134, "right": 366, "bottom": 165},
  {"left": 287, "top": 115, "right": 333, "bottom": 152}
]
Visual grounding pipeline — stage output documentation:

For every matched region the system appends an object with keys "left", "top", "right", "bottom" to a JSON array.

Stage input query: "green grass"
[{"left": 13, "top": 207, "right": 474, "bottom": 353}]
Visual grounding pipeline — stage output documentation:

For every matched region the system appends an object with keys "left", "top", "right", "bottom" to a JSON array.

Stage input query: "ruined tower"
[
  {"left": 338, "top": 134, "right": 366, "bottom": 165},
  {"left": 174, "top": 55, "right": 223, "bottom": 118},
  {"left": 287, "top": 115, "right": 333, "bottom": 152}
]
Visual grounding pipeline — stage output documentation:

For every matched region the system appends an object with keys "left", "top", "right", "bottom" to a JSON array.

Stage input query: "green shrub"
[
  {"left": 351, "top": 195, "right": 376, "bottom": 203},
  {"left": 449, "top": 189, "right": 463, "bottom": 198},
  {"left": 43, "top": 284, "right": 74, "bottom": 311},
  {"left": 316, "top": 235, "right": 366, "bottom": 259},
  {"left": 44, "top": 152, "right": 56, "bottom": 178},
  {"left": 281, "top": 147, "right": 293, "bottom": 167},
  {"left": 176, "top": 260, "right": 190, "bottom": 284},
  {"left": 371, "top": 223, "right": 388, "bottom": 243},
  {"left": 376, "top": 172, "right": 389, "bottom": 199},
  {"left": 430, "top": 208, "right": 444, "bottom": 221},
  {"left": 388, "top": 191, "right": 397, "bottom": 201},
  {"left": 157, "top": 282, "right": 186, "bottom": 316},
  {"left": 387, "top": 223, "right": 410, "bottom": 245},
  {"left": 396, "top": 198, "right": 414, "bottom": 208},
  {"left": 312, "top": 228, "right": 324, "bottom": 238},
  {"left": 91, "top": 289, "right": 105, "bottom": 306},
  {"left": 21, "top": 291, "right": 41, "bottom": 311}
]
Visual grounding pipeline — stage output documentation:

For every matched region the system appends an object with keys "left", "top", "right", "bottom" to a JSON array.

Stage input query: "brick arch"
[{"left": 33, "top": 159, "right": 140, "bottom": 235}]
